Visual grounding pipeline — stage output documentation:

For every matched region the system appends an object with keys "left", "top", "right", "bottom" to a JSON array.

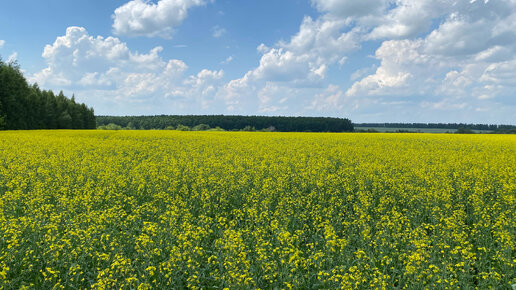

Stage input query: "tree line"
[
  {"left": 354, "top": 123, "right": 515, "bottom": 131},
  {"left": 0, "top": 58, "right": 96, "bottom": 130},
  {"left": 96, "top": 115, "right": 354, "bottom": 132}
]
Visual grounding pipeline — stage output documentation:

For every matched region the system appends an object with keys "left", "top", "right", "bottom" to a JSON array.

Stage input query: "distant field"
[
  {"left": 354, "top": 127, "right": 494, "bottom": 133},
  {"left": 0, "top": 131, "right": 514, "bottom": 288}
]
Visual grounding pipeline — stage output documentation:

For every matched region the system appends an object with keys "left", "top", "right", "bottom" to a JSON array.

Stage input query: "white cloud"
[
  {"left": 280, "top": 16, "right": 359, "bottom": 65},
  {"left": 112, "top": 0, "right": 210, "bottom": 38},
  {"left": 29, "top": 0, "right": 516, "bottom": 121},
  {"left": 480, "top": 58, "right": 516, "bottom": 86},
  {"left": 424, "top": 16, "right": 492, "bottom": 56},
  {"left": 215, "top": 0, "right": 516, "bottom": 121},
  {"left": 347, "top": 33, "right": 516, "bottom": 104},
  {"left": 313, "top": 0, "right": 503, "bottom": 41},
  {"left": 311, "top": 0, "right": 387, "bottom": 19},
  {"left": 211, "top": 25, "right": 226, "bottom": 38},
  {"left": 257, "top": 83, "right": 294, "bottom": 113},
  {"left": 7, "top": 52, "right": 18, "bottom": 63},
  {"left": 31, "top": 27, "right": 224, "bottom": 115},
  {"left": 251, "top": 48, "right": 315, "bottom": 82},
  {"left": 475, "top": 46, "right": 512, "bottom": 62},
  {"left": 477, "top": 94, "right": 494, "bottom": 100},
  {"left": 365, "top": 1, "right": 450, "bottom": 40},
  {"left": 182, "top": 69, "right": 224, "bottom": 109},
  {"left": 308, "top": 84, "right": 346, "bottom": 112},
  {"left": 350, "top": 65, "right": 376, "bottom": 81},
  {"left": 219, "top": 15, "right": 361, "bottom": 112},
  {"left": 221, "top": 55, "right": 233, "bottom": 64},
  {"left": 312, "top": 0, "right": 448, "bottom": 40},
  {"left": 346, "top": 39, "right": 426, "bottom": 97},
  {"left": 346, "top": 0, "right": 516, "bottom": 114},
  {"left": 0, "top": 40, "right": 5, "bottom": 49}
]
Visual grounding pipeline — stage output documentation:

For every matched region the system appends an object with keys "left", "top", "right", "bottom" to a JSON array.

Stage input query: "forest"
[
  {"left": 0, "top": 58, "right": 96, "bottom": 130},
  {"left": 355, "top": 122, "right": 516, "bottom": 131},
  {"left": 96, "top": 115, "right": 355, "bottom": 132}
]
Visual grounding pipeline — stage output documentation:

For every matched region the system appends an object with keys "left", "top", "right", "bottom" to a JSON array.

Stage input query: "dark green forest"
[
  {"left": 97, "top": 115, "right": 355, "bottom": 132},
  {"left": 355, "top": 123, "right": 516, "bottom": 132},
  {"left": 0, "top": 58, "right": 96, "bottom": 130}
]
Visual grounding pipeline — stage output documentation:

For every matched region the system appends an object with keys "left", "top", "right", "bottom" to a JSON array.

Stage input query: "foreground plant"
[{"left": 0, "top": 131, "right": 514, "bottom": 288}]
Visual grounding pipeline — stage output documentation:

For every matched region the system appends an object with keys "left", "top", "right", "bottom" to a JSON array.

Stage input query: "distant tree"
[
  {"left": 0, "top": 112, "right": 5, "bottom": 130},
  {"left": 354, "top": 122, "right": 515, "bottom": 132},
  {"left": 192, "top": 124, "right": 210, "bottom": 131},
  {"left": 492, "top": 128, "right": 516, "bottom": 134},
  {"left": 0, "top": 59, "right": 30, "bottom": 129},
  {"left": 98, "top": 123, "right": 123, "bottom": 130},
  {"left": 96, "top": 115, "right": 354, "bottom": 132},
  {"left": 43, "top": 91, "right": 58, "bottom": 129},
  {"left": 126, "top": 122, "right": 136, "bottom": 130},
  {"left": 456, "top": 127, "right": 474, "bottom": 134},
  {"left": 242, "top": 125, "right": 256, "bottom": 131},
  {"left": 208, "top": 126, "right": 225, "bottom": 131},
  {"left": 176, "top": 124, "right": 190, "bottom": 131}
]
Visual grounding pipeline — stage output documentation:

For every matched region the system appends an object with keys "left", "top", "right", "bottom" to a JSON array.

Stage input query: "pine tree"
[{"left": 0, "top": 56, "right": 96, "bottom": 130}]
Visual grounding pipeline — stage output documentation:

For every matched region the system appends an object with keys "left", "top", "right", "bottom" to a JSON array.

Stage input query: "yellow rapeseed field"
[{"left": 0, "top": 130, "right": 514, "bottom": 289}]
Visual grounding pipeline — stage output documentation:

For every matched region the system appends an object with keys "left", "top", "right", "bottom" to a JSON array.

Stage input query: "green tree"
[
  {"left": 456, "top": 127, "right": 474, "bottom": 134},
  {"left": 192, "top": 124, "right": 211, "bottom": 131},
  {"left": 176, "top": 124, "right": 190, "bottom": 131},
  {"left": 0, "top": 60, "right": 30, "bottom": 129},
  {"left": 0, "top": 57, "right": 96, "bottom": 131}
]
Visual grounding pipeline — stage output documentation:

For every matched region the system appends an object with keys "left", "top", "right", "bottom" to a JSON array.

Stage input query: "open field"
[{"left": 0, "top": 131, "right": 515, "bottom": 288}]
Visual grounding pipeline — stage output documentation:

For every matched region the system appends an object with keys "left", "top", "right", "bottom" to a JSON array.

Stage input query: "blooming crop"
[{"left": 0, "top": 131, "right": 514, "bottom": 288}]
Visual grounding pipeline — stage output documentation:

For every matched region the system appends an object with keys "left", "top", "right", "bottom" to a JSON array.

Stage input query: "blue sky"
[{"left": 1, "top": 0, "right": 515, "bottom": 123}]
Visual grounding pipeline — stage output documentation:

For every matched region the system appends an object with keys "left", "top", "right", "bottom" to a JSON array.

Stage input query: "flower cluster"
[{"left": 0, "top": 131, "right": 514, "bottom": 288}]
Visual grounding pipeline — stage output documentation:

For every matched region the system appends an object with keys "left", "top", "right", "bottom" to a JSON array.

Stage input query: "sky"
[{"left": 1, "top": 0, "right": 516, "bottom": 123}]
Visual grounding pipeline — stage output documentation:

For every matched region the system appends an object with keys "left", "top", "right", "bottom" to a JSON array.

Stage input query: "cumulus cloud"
[
  {"left": 346, "top": 39, "right": 427, "bottom": 97},
  {"left": 219, "top": 15, "right": 360, "bottom": 111},
  {"left": 424, "top": 17, "right": 493, "bottom": 57},
  {"left": 257, "top": 83, "right": 301, "bottom": 113},
  {"left": 308, "top": 84, "right": 346, "bottom": 112},
  {"left": 312, "top": 0, "right": 499, "bottom": 41},
  {"left": 112, "top": 0, "right": 210, "bottom": 38},
  {"left": 29, "top": 0, "right": 516, "bottom": 121},
  {"left": 31, "top": 27, "right": 224, "bottom": 115},
  {"left": 311, "top": 0, "right": 387, "bottom": 19},
  {"left": 344, "top": 0, "right": 516, "bottom": 119},
  {"left": 33, "top": 26, "right": 163, "bottom": 87},
  {"left": 216, "top": 0, "right": 516, "bottom": 121},
  {"left": 281, "top": 16, "right": 359, "bottom": 64},
  {"left": 0, "top": 40, "right": 5, "bottom": 49}
]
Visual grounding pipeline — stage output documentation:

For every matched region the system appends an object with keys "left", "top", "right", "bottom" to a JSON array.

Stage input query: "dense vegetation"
[
  {"left": 0, "top": 58, "right": 96, "bottom": 130},
  {"left": 96, "top": 115, "right": 354, "bottom": 132},
  {"left": 355, "top": 122, "right": 515, "bottom": 131},
  {"left": 0, "top": 131, "right": 514, "bottom": 288}
]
